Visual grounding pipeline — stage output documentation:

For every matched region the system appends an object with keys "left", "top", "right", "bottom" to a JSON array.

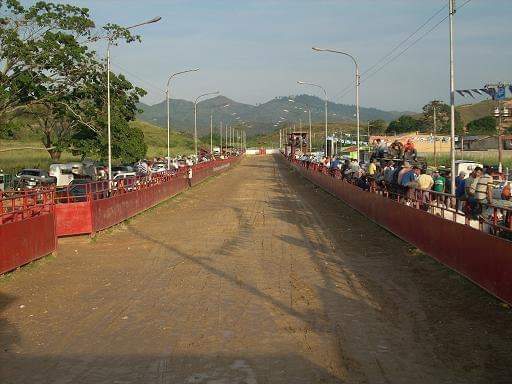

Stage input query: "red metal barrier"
[
  {"left": 0, "top": 191, "right": 56, "bottom": 274},
  {"left": 287, "top": 157, "right": 512, "bottom": 305},
  {"left": 92, "top": 173, "right": 189, "bottom": 232},
  {"left": 0, "top": 157, "right": 240, "bottom": 274},
  {"left": 55, "top": 202, "right": 92, "bottom": 236},
  {"left": 55, "top": 156, "right": 241, "bottom": 236}
]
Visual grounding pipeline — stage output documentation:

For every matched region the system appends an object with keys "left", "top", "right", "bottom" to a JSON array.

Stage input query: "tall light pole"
[
  {"left": 297, "top": 81, "right": 328, "bottom": 156},
  {"left": 219, "top": 121, "right": 222, "bottom": 155},
  {"left": 448, "top": 0, "right": 456, "bottom": 195},
  {"left": 106, "top": 16, "right": 161, "bottom": 180},
  {"left": 194, "top": 91, "right": 219, "bottom": 157},
  {"left": 165, "top": 68, "right": 199, "bottom": 168},
  {"left": 312, "top": 47, "right": 360, "bottom": 162},
  {"left": 304, "top": 107, "right": 312, "bottom": 153},
  {"left": 210, "top": 104, "right": 229, "bottom": 155}
]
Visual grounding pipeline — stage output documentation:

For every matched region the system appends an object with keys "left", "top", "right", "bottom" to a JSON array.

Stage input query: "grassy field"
[
  {"left": 131, "top": 120, "right": 198, "bottom": 158},
  {"left": 422, "top": 151, "right": 512, "bottom": 170},
  {"left": 0, "top": 120, "right": 197, "bottom": 175}
]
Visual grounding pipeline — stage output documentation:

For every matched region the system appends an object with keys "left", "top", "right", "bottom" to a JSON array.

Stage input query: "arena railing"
[{"left": 290, "top": 158, "right": 512, "bottom": 240}]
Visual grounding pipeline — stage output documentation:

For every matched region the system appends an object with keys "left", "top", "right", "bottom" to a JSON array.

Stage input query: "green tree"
[
  {"left": 70, "top": 71, "right": 147, "bottom": 163},
  {"left": 0, "top": 0, "right": 145, "bottom": 160},
  {"left": 466, "top": 116, "right": 497, "bottom": 135},
  {"left": 386, "top": 115, "right": 420, "bottom": 134},
  {"left": 368, "top": 119, "right": 387, "bottom": 134},
  {"left": 421, "top": 100, "right": 463, "bottom": 134},
  {"left": 0, "top": 0, "right": 96, "bottom": 119}
]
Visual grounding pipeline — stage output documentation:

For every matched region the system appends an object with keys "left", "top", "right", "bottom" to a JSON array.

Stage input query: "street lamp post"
[
  {"left": 165, "top": 68, "right": 199, "bottom": 168},
  {"left": 194, "top": 91, "right": 219, "bottom": 157},
  {"left": 297, "top": 81, "right": 328, "bottom": 156},
  {"left": 448, "top": 0, "right": 456, "bottom": 194},
  {"left": 312, "top": 47, "right": 360, "bottom": 162},
  {"left": 210, "top": 104, "right": 229, "bottom": 156},
  {"left": 106, "top": 16, "right": 161, "bottom": 180},
  {"left": 304, "top": 107, "right": 312, "bottom": 153}
]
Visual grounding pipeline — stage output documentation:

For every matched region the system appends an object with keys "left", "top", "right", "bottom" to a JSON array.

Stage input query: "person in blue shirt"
[
  {"left": 400, "top": 166, "right": 420, "bottom": 187},
  {"left": 455, "top": 171, "right": 466, "bottom": 199}
]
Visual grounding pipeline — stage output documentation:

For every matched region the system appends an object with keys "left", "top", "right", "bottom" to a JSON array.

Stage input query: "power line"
[
  {"left": 110, "top": 60, "right": 166, "bottom": 95},
  {"left": 362, "top": 0, "right": 472, "bottom": 84},
  {"left": 332, "top": 0, "right": 472, "bottom": 103},
  {"left": 361, "top": 3, "right": 447, "bottom": 78}
]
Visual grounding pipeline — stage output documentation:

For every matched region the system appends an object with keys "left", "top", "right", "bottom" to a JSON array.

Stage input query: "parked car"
[
  {"left": 111, "top": 165, "right": 135, "bottom": 178},
  {"left": 151, "top": 162, "right": 167, "bottom": 174},
  {"left": 112, "top": 173, "right": 137, "bottom": 192},
  {"left": 49, "top": 164, "right": 74, "bottom": 187},
  {"left": 61, "top": 178, "right": 109, "bottom": 202},
  {"left": 14, "top": 169, "right": 57, "bottom": 190},
  {"left": 455, "top": 160, "right": 483, "bottom": 179}
]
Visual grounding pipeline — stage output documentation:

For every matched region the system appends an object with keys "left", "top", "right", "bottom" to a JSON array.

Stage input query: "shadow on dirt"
[{"left": 1, "top": 352, "right": 343, "bottom": 383}]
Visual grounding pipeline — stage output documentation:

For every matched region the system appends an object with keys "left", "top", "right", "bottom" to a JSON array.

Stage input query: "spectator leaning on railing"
[{"left": 468, "top": 167, "right": 494, "bottom": 206}]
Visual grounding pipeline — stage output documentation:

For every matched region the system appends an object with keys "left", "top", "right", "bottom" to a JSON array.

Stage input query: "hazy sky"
[{"left": 48, "top": 1, "right": 511, "bottom": 111}]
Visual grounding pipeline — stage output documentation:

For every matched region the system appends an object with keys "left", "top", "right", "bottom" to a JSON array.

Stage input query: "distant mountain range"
[{"left": 137, "top": 94, "right": 412, "bottom": 137}]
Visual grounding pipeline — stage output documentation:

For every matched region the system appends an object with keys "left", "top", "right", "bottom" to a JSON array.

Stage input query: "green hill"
[
  {"left": 130, "top": 120, "right": 198, "bottom": 158},
  {"left": 457, "top": 98, "right": 509, "bottom": 126},
  {"left": 0, "top": 120, "right": 198, "bottom": 174},
  {"left": 138, "top": 94, "right": 408, "bottom": 137}
]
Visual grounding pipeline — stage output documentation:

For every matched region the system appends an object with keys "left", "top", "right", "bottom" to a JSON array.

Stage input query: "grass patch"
[
  {"left": 422, "top": 152, "right": 512, "bottom": 169},
  {"left": 0, "top": 120, "right": 201, "bottom": 176},
  {"left": 0, "top": 252, "right": 57, "bottom": 283}
]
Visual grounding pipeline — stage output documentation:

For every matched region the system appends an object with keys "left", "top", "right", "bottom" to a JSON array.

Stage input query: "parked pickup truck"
[{"left": 14, "top": 169, "right": 57, "bottom": 190}]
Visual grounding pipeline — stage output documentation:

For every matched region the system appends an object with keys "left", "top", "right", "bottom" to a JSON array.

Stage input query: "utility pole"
[
  {"left": 220, "top": 121, "right": 222, "bottom": 157},
  {"left": 433, "top": 104, "right": 437, "bottom": 167},
  {"left": 210, "top": 112, "right": 213, "bottom": 155},
  {"left": 449, "top": 0, "right": 456, "bottom": 194},
  {"left": 308, "top": 107, "right": 312, "bottom": 153},
  {"left": 224, "top": 125, "right": 229, "bottom": 156},
  {"left": 486, "top": 82, "right": 511, "bottom": 173}
]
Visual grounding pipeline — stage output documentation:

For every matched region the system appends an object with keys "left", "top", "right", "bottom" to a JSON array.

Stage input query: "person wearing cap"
[
  {"left": 432, "top": 170, "right": 446, "bottom": 193},
  {"left": 397, "top": 161, "right": 411, "bottom": 185}
]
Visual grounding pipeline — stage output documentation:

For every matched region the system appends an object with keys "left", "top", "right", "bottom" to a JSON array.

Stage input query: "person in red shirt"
[{"left": 404, "top": 139, "right": 417, "bottom": 161}]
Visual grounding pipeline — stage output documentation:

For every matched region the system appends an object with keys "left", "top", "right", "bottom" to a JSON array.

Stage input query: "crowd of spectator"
[{"left": 294, "top": 139, "right": 511, "bottom": 236}]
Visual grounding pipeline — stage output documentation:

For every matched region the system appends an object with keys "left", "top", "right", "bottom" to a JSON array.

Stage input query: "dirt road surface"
[{"left": 1, "top": 155, "right": 511, "bottom": 383}]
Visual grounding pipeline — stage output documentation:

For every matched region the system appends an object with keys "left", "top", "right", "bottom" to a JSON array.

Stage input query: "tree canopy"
[
  {"left": 466, "top": 116, "right": 497, "bottom": 135},
  {"left": 0, "top": 0, "right": 147, "bottom": 162},
  {"left": 385, "top": 101, "right": 464, "bottom": 135}
]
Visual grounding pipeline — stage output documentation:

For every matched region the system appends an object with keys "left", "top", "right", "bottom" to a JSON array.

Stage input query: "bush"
[{"left": 466, "top": 116, "right": 497, "bottom": 135}]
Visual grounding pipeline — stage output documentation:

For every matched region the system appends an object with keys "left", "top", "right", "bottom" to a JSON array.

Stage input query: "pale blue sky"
[{"left": 44, "top": 1, "right": 512, "bottom": 111}]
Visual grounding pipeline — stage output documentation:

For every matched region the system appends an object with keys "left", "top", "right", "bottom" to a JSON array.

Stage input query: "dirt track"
[{"left": 1, "top": 155, "right": 511, "bottom": 383}]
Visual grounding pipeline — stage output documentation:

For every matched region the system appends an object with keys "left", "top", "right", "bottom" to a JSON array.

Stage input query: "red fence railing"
[
  {"left": 1, "top": 155, "right": 242, "bottom": 274},
  {"left": 286, "top": 155, "right": 512, "bottom": 305},
  {"left": 0, "top": 189, "right": 54, "bottom": 225},
  {"left": 291, "top": 157, "right": 512, "bottom": 240}
]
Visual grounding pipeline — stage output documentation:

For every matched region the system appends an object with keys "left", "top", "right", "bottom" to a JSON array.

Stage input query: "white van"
[
  {"left": 455, "top": 160, "right": 483, "bottom": 178},
  {"left": 49, "top": 164, "right": 74, "bottom": 187}
]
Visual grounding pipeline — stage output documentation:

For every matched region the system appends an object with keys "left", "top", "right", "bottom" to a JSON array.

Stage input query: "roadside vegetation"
[
  {"left": 0, "top": 120, "right": 198, "bottom": 174},
  {"left": 0, "top": 1, "right": 152, "bottom": 167}
]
